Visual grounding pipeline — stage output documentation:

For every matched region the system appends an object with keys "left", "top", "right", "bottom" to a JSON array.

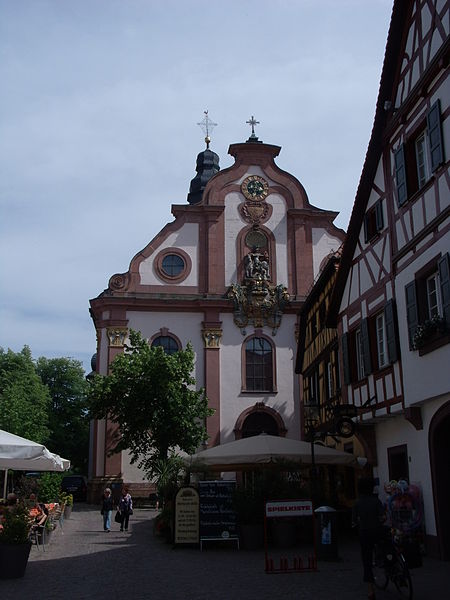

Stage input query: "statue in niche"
[
  {"left": 244, "top": 251, "right": 270, "bottom": 281},
  {"left": 228, "top": 249, "right": 288, "bottom": 336}
]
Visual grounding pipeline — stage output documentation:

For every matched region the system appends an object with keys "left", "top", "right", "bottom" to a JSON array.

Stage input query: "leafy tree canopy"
[
  {"left": 88, "top": 330, "right": 213, "bottom": 478},
  {"left": 0, "top": 346, "right": 50, "bottom": 443},
  {"left": 36, "top": 357, "right": 90, "bottom": 474}
]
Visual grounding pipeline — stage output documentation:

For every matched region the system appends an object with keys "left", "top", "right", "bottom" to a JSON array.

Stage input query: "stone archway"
[
  {"left": 234, "top": 403, "right": 287, "bottom": 440},
  {"left": 429, "top": 400, "right": 450, "bottom": 560}
]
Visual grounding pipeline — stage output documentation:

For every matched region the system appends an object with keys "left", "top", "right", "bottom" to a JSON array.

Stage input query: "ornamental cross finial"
[
  {"left": 197, "top": 110, "right": 217, "bottom": 149},
  {"left": 246, "top": 115, "right": 260, "bottom": 138}
]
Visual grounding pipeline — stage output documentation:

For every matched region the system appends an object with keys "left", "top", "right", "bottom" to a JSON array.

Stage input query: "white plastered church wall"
[
  {"left": 219, "top": 313, "right": 299, "bottom": 445},
  {"left": 138, "top": 223, "right": 199, "bottom": 286},
  {"left": 312, "top": 229, "right": 343, "bottom": 279},
  {"left": 224, "top": 192, "right": 245, "bottom": 286}
]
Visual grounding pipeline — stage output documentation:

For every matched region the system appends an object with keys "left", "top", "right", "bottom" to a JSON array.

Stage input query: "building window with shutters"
[
  {"left": 405, "top": 253, "right": 450, "bottom": 354},
  {"left": 341, "top": 301, "right": 399, "bottom": 384},
  {"left": 394, "top": 100, "right": 444, "bottom": 206},
  {"left": 426, "top": 273, "right": 442, "bottom": 319},
  {"left": 376, "top": 313, "right": 388, "bottom": 369},
  {"left": 415, "top": 131, "right": 430, "bottom": 188},
  {"left": 304, "top": 365, "right": 321, "bottom": 424},
  {"left": 363, "top": 199, "right": 384, "bottom": 243}
]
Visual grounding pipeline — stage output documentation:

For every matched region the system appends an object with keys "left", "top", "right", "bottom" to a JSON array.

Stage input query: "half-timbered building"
[
  {"left": 88, "top": 125, "right": 345, "bottom": 499},
  {"left": 327, "top": 0, "right": 450, "bottom": 558},
  {"left": 296, "top": 252, "right": 345, "bottom": 439}
]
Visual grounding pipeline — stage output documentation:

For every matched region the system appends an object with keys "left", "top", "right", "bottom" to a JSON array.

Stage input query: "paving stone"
[{"left": 1, "top": 505, "right": 448, "bottom": 599}]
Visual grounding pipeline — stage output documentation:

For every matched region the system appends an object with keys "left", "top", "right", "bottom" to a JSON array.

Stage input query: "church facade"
[{"left": 88, "top": 128, "right": 345, "bottom": 493}]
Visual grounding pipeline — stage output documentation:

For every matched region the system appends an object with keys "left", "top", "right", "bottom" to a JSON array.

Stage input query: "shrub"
[{"left": 37, "top": 473, "right": 63, "bottom": 503}]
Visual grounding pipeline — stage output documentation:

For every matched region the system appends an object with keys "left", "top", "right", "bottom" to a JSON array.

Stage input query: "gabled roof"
[{"left": 327, "top": 0, "right": 412, "bottom": 326}]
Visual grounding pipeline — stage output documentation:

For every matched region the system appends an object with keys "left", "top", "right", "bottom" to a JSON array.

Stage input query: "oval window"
[{"left": 161, "top": 254, "right": 185, "bottom": 277}]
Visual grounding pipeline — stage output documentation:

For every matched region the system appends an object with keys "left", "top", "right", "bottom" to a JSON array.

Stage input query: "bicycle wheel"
[
  {"left": 392, "top": 557, "right": 413, "bottom": 599},
  {"left": 372, "top": 547, "right": 388, "bottom": 590}
]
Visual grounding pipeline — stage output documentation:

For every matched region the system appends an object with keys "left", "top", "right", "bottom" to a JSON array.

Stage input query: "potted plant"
[
  {"left": 0, "top": 502, "right": 32, "bottom": 579},
  {"left": 61, "top": 493, "right": 73, "bottom": 519}
]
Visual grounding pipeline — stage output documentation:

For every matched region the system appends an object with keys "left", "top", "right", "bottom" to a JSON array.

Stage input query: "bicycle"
[{"left": 372, "top": 531, "right": 413, "bottom": 599}]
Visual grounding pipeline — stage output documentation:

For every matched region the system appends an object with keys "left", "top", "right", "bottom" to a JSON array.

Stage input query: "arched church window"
[
  {"left": 162, "top": 254, "right": 185, "bottom": 277},
  {"left": 244, "top": 336, "right": 274, "bottom": 392},
  {"left": 151, "top": 336, "right": 179, "bottom": 355}
]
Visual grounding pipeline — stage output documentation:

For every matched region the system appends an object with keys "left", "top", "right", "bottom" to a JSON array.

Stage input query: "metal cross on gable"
[
  {"left": 197, "top": 110, "right": 217, "bottom": 148},
  {"left": 246, "top": 115, "right": 260, "bottom": 137}
]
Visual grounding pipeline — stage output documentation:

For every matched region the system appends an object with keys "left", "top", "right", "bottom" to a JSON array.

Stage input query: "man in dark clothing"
[{"left": 353, "top": 477, "right": 385, "bottom": 600}]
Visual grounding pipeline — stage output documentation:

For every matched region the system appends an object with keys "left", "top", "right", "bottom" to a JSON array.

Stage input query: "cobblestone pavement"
[{"left": 1, "top": 505, "right": 449, "bottom": 600}]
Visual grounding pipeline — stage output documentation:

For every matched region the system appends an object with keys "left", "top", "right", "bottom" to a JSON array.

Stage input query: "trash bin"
[{"left": 314, "top": 506, "right": 338, "bottom": 559}]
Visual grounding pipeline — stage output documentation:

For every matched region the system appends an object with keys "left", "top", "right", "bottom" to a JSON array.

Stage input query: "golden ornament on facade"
[
  {"left": 228, "top": 250, "right": 290, "bottom": 336},
  {"left": 107, "top": 328, "right": 128, "bottom": 347},
  {"left": 241, "top": 175, "right": 269, "bottom": 201},
  {"left": 240, "top": 201, "right": 270, "bottom": 226},
  {"left": 202, "top": 329, "right": 222, "bottom": 348}
]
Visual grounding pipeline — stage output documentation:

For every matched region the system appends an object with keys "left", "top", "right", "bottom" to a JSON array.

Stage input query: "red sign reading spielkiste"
[{"left": 265, "top": 500, "right": 313, "bottom": 517}]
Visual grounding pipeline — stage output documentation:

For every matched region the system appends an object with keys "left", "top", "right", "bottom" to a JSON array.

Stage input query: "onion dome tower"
[{"left": 187, "top": 111, "right": 220, "bottom": 205}]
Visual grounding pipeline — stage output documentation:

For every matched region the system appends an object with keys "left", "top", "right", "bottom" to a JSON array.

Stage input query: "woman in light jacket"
[{"left": 100, "top": 488, "right": 114, "bottom": 532}]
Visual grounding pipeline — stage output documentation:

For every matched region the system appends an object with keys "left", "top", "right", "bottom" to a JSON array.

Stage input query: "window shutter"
[
  {"left": 394, "top": 145, "right": 408, "bottom": 206},
  {"left": 334, "top": 348, "right": 341, "bottom": 391},
  {"left": 361, "top": 318, "right": 372, "bottom": 376},
  {"left": 405, "top": 281, "right": 419, "bottom": 349},
  {"left": 384, "top": 299, "right": 399, "bottom": 363},
  {"left": 438, "top": 253, "right": 450, "bottom": 327},
  {"left": 363, "top": 214, "right": 369, "bottom": 243},
  {"left": 341, "top": 333, "right": 351, "bottom": 385},
  {"left": 375, "top": 200, "right": 384, "bottom": 232},
  {"left": 427, "top": 100, "right": 444, "bottom": 172}
]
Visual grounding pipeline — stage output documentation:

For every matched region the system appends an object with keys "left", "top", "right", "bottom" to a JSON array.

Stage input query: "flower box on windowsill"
[{"left": 413, "top": 316, "right": 449, "bottom": 355}]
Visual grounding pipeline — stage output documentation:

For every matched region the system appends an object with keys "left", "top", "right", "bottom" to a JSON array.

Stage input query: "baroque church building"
[{"left": 88, "top": 123, "right": 345, "bottom": 494}]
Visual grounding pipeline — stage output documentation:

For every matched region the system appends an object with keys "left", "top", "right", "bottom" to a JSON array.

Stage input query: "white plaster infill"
[{"left": 139, "top": 223, "right": 199, "bottom": 286}]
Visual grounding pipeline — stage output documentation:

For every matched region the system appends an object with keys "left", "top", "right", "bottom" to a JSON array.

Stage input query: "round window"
[{"left": 161, "top": 254, "right": 185, "bottom": 277}]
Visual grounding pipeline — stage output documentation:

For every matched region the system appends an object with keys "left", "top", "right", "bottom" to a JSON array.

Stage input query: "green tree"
[
  {"left": 0, "top": 346, "right": 50, "bottom": 443},
  {"left": 36, "top": 357, "right": 89, "bottom": 474},
  {"left": 88, "top": 330, "right": 213, "bottom": 478}
]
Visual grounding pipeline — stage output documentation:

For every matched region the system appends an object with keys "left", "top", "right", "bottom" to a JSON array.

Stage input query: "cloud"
[{"left": 0, "top": 0, "right": 393, "bottom": 372}]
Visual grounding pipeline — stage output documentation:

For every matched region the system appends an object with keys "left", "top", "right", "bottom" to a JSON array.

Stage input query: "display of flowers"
[{"left": 413, "top": 315, "right": 446, "bottom": 349}]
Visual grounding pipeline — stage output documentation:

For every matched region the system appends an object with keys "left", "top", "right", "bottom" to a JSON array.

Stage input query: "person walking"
[
  {"left": 100, "top": 487, "right": 114, "bottom": 532},
  {"left": 352, "top": 477, "right": 385, "bottom": 600},
  {"left": 118, "top": 487, "right": 133, "bottom": 532}
]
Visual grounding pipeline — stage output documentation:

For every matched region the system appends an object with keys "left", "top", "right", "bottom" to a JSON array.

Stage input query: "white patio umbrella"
[
  {"left": 185, "top": 433, "right": 361, "bottom": 471},
  {"left": 0, "top": 429, "right": 70, "bottom": 497}
]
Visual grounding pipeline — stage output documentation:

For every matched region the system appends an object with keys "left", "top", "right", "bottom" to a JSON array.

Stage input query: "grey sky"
[{"left": 0, "top": 0, "right": 393, "bottom": 372}]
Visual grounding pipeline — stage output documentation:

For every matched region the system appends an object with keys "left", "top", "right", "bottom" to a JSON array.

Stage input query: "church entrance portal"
[{"left": 241, "top": 411, "right": 279, "bottom": 438}]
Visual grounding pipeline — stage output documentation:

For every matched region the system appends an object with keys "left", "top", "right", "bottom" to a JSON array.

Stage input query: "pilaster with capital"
[
  {"left": 202, "top": 321, "right": 222, "bottom": 447},
  {"left": 202, "top": 328, "right": 222, "bottom": 349}
]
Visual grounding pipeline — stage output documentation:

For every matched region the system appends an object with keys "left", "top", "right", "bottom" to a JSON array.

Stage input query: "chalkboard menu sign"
[
  {"left": 199, "top": 480, "right": 238, "bottom": 545},
  {"left": 174, "top": 487, "right": 199, "bottom": 545}
]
